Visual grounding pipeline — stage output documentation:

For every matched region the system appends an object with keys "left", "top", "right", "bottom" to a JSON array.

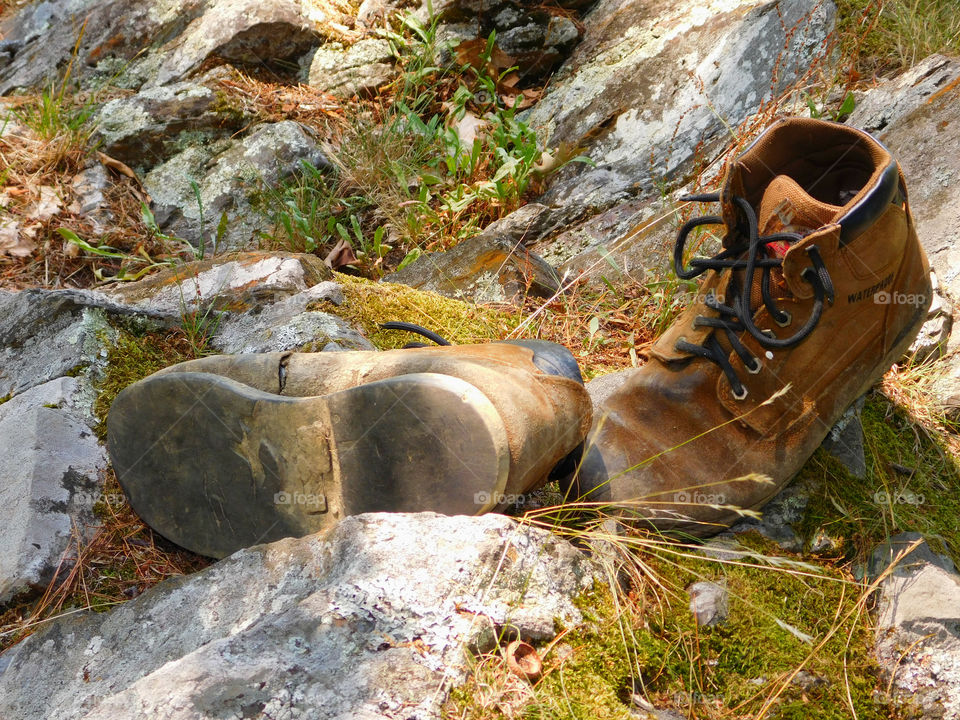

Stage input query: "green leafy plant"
[
  {"left": 259, "top": 20, "right": 588, "bottom": 278},
  {"left": 806, "top": 91, "right": 856, "bottom": 121},
  {"left": 57, "top": 228, "right": 174, "bottom": 283},
  {"left": 336, "top": 215, "right": 392, "bottom": 277},
  {"left": 7, "top": 19, "right": 102, "bottom": 141},
  {"left": 140, "top": 203, "right": 204, "bottom": 261}
]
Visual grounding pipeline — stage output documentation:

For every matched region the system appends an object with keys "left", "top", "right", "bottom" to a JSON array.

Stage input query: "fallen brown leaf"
[
  {"left": 0, "top": 220, "right": 36, "bottom": 258},
  {"left": 323, "top": 237, "right": 358, "bottom": 269},
  {"left": 456, "top": 110, "right": 487, "bottom": 147}
]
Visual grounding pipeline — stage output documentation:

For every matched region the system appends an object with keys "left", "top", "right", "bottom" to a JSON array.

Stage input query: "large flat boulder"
[{"left": 0, "top": 513, "right": 597, "bottom": 720}]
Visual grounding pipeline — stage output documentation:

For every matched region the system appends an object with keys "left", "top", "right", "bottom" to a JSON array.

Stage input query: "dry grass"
[
  {"left": 881, "top": 354, "right": 960, "bottom": 455},
  {"left": 837, "top": 0, "right": 960, "bottom": 78},
  {"left": 0, "top": 89, "right": 196, "bottom": 288},
  {"left": 209, "top": 68, "right": 346, "bottom": 130}
]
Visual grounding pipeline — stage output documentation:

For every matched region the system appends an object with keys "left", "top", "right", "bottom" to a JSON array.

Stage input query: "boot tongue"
[
  {"left": 733, "top": 175, "right": 840, "bottom": 314},
  {"left": 756, "top": 175, "right": 840, "bottom": 256}
]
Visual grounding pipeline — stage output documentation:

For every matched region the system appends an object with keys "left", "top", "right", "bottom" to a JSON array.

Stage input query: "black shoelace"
[
  {"left": 380, "top": 321, "right": 452, "bottom": 347},
  {"left": 672, "top": 193, "right": 835, "bottom": 400}
]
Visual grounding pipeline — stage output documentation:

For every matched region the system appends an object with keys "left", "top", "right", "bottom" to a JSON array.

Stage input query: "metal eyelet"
[
  {"left": 674, "top": 336, "right": 688, "bottom": 351},
  {"left": 732, "top": 385, "right": 748, "bottom": 401},
  {"left": 774, "top": 310, "right": 792, "bottom": 328},
  {"left": 762, "top": 329, "right": 776, "bottom": 340},
  {"left": 746, "top": 357, "right": 762, "bottom": 374}
]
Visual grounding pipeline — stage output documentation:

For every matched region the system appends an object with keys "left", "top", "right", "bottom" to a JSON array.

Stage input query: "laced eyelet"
[
  {"left": 745, "top": 357, "right": 762, "bottom": 374},
  {"left": 731, "top": 385, "right": 748, "bottom": 401},
  {"left": 674, "top": 336, "right": 688, "bottom": 351},
  {"left": 762, "top": 329, "right": 776, "bottom": 340},
  {"left": 774, "top": 310, "right": 792, "bottom": 328}
]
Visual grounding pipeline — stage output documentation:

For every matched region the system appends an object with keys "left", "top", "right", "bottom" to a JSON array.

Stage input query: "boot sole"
[{"left": 108, "top": 371, "right": 510, "bottom": 558}]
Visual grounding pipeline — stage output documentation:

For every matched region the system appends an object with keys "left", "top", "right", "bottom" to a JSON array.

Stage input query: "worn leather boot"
[
  {"left": 108, "top": 341, "right": 591, "bottom": 557},
  {"left": 570, "top": 118, "right": 931, "bottom": 534}
]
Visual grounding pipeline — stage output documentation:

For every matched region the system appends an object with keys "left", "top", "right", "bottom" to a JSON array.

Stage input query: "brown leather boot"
[
  {"left": 108, "top": 341, "right": 591, "bottom": 557},
  {"left": 570, "top": 118, "right": 932, "bottom": 535}
]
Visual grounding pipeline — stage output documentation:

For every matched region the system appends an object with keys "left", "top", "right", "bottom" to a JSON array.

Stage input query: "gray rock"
[
  {"left": 0, "top": 0, "right": 207, "bottom": 93},
  {"left": 0, "top": 0, "right": 325, "bottom": 96},
  {"left": 868, "top": 532, "right": 956, "bottom": 580},
  {"left": 847, "top": 54, "right": 960, "bottom": 136},
  {"left": 0, "top": 377, "right": 106, "bottom": 603},
  {"left": 728, "top": 481, "right": 809, "bottom": 553},
  {"left": 820, "top": 395, "right": 867, "bottom": 479},
  {"left": 143, "top": 121, "right": 328, "bottom": 253},
  {"left": 67, "top": 162, "right": 113, "bottom": 233},
  {"left": 94, "top": 78, "right": 244, "bottom": 169},
  {"left": 849, "top": 56, "right": 960, "bottom": 305},
  {"left": 870, "top": 533, "right": 960, "bottom": 718},
  {"left": 0, "top": 288, "right": 145, "bottom": 402},
  {"left": 534, "top": 194, "right": 681, "bottom": 286},
  {"left": 0, "top": 513, "right": 598, "bottom": 720},
  {"left": 142, "top": 0, "right": 317, "bottom": 89},
  {"left": 484, "top": 202, "right": 570, "bottom": 247},
  {"left": 99, "top": 251, "right": 332, "bottom": 317},
  {"left": 932, "top": 368, "right": 960, "bottom": 425},
  {"left": 526, "top": 0, "right": 835, "bottom": 214},
  {"left": 430, "top": 0, "right": 581, "bottom": 79},
  {"left": 585, "top": 369, "right": 633, "bottom": 413},
  {"left": 307, "top": 38, "right": 396, "bottom": 98},
  {"left": 687, "top": 580, "right": 728, "bottom": 627},
  {"left": 908, "top": 271, "right": 953, "bottom": 363},
  {"left": 385, "top": 226, "right": 562, "bottom": 304},
  {"left": 212, "top": 282, "right": 375, "bottom": 353}
]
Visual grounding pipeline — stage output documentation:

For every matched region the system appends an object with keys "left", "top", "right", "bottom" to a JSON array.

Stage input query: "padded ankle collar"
[{"left": 837, "top": 160, "right": 900, "bottom": 246}]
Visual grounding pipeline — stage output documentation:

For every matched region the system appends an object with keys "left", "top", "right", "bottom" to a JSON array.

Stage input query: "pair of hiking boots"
[{"left": 109, "top": 118, "right": 932, "bottom": 558}]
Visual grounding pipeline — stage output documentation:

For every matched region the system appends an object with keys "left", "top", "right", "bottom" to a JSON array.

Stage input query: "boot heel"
[{"left": 108, "top": 372, "right": 510, "bottom": 558}]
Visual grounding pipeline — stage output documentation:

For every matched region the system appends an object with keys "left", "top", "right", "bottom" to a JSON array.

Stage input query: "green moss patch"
[
  {"left": 333, "top": 272, "right": 516, "bottom": 349},
  {"left": 797, "top": 393, "right": 960, "bottom": 565},
  {"left": 92, "top": 326, "right": 198, "bottom": 440}
]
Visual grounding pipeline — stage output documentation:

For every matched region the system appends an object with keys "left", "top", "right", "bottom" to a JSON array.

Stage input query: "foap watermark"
[
  {"left": 673, "top": 491, "right": 726, "bottom": 505},
  {"left": 874, "top": 291, "right": 927, "bottom": 307},
  {"left": 274, "top": 491, "right": 326, "bottom": 508},
  {"left": 101, "top": 493, "right": 127, "bottom": 507},
  {"left": 673, "top": 691, "right": 722, "bottom": 707},
  {"left": 676, "top": 290, "right": 727, "bottom": 306},
  {"left": 873, "top": 490, "right": 925, "bottom": 506},
  {"left": 474, "top": 491, "right": 528, "bottom": 506}
]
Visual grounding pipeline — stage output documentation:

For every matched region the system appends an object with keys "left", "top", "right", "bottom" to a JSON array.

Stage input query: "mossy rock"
[
  {"left": 332, "top": 272, "right": 518, "bottom": 350},
  {"left": 92, "top": 325, "right": 198, "bottom": 441},
  {"left": 449, "top": 540, "right": 887, "bottom": 718}
]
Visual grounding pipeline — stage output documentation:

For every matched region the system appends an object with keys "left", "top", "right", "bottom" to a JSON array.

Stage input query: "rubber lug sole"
[{"left": 108, "top": 371, "right": 510, "bottom": 558}]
